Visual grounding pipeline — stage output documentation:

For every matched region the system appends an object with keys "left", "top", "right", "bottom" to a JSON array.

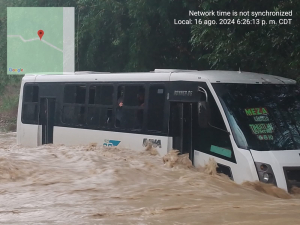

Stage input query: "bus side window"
[
  {"left": 115, "top": 85, "right": 145, "bottom": 130},
  {"left": 197, "top": 96, "right": 234, "bottom": 161},
  {"left": 22, "top": 85, "right": 39, "bottom": 124},
  {"left": 86, "top": 85, "right": 114, "bottom": 128},
  {"left": 62, "top": 85, "right": 86, "bottom": 126},
  {"left": 147, "top": 85, "right": 165, "bottom": 132}
]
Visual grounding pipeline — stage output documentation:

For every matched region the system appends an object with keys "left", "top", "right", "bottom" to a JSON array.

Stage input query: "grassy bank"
[{"left": 0, "top": 81, "right": 21, "bottom": 132}]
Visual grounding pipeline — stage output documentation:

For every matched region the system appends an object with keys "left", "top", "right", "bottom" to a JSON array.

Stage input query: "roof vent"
[
  {"left": 75, "top": 71, "right": 110, "bottom": 74},
  {"left": 75, "top": 71, "right": 96, "bottom": 74},
  {"left": 153, "top": 69, "right": 198, "bottom": 73}
]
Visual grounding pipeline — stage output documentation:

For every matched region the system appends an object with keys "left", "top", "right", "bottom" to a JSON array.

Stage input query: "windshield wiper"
[{"left": 208, "top": 122, "right": 230, "bottom": 135}]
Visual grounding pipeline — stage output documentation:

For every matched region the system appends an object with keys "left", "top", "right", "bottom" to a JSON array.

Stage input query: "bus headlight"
[
  {"left": 260, "top": 164, "right": 268, "bottom": 171},
  {"left": 262, "top": 173, "right": 270, "bottom": 182},
  {"left": 255, "top": 162, "right": 277, "bottom": 186}
]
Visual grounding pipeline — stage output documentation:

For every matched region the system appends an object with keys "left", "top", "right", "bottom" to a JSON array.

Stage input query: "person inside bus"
[
  {"left": 137, "top": 91, "right": 145, "bottom": 107},
  {"left": 136, "top": 91, "right": 145, "bottom": 129},
  {"left": 115, "top": 95, "right": 124, "bottom": 127}
]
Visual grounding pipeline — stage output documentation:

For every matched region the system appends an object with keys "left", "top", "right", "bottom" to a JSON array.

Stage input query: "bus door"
[
  {"left": 39, "top": 98, "right": 56, "bottom": 144},
  {"left": 169, "top": 102, "right": 198, "bottom": 163}
]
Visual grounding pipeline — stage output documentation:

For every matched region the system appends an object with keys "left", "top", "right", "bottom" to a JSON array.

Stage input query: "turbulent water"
[{"left": 0, "top": 133, "right": 300, "bottom": 224}]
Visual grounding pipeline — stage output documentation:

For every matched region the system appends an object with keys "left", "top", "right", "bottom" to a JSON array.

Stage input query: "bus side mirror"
[{"left": 198, "top": 101, "right": 211, "bottom": 128}]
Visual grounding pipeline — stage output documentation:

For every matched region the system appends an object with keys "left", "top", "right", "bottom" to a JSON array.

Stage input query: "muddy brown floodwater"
[{"left": 0, "top": 132, "right": 300, "bottom": 225}]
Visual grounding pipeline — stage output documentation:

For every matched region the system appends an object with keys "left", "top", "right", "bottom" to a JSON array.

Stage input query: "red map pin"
[{"left": 37, "top": 30, "right": 44, "bottom": 40}]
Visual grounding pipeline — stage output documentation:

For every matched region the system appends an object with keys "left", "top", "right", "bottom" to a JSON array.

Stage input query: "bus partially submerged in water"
[{"left": 17, "top": 69, "right": 300, "bottom": 192}]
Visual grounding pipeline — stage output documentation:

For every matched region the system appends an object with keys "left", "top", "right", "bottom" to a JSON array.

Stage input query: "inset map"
[{"left": 7, "top": 7, "right": 75, "bottom": 75}]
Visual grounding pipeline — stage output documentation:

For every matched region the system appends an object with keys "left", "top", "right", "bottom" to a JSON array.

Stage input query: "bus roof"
[{"left": 23, "top": 69, "right": 297, "bottom": 84}]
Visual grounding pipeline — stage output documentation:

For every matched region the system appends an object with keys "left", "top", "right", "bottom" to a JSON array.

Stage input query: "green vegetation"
[
  {"left": 1, "top": 0, "right": 299, "bottom": 80},
  {"left": 190, "top": 0, "right": 300, "bottom": 82},
  {"left": 0, "top": 0, "right": 299, "bottom": 130},
  {"left": 0, "top": 82, "right": 20, "bottom": 131}
]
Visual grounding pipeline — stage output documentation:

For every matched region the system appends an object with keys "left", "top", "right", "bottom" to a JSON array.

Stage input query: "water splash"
[{"left": 0, "top": 132, "right": 299, "bottom": 224}]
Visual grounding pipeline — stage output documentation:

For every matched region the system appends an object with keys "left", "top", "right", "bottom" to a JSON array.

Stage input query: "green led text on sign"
[
  {"left": 245, "top": 107, "right": 268, "bottom": 116},
  {"left": 257, "top": 134, "right": 274, "bottom": 141},
  {"left": 253, "top": 115, "right": 269, "bottom": 122},
  {"left": 249, "top": 123, "right": 274, "bottom": 135}
]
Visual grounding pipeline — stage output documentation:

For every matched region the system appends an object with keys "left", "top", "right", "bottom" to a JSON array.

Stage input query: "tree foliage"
[
  {"left": 190, "top": 0, "right": 300, "bottom": 81},
  {"left": 76, "top": 0, "right": 198, "bottom": 72},
  {"left": 0, "top": 0, "right": 299, "bottom": 93}
]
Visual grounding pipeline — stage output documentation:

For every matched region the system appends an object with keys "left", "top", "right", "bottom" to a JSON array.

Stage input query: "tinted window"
[
  {"left": 22, "top": 104, "right": 38, "bottom": 123},
  {"left": 197, "top": 100, "right": 233, "bottom": 156},
  {"left": 22, "top": 85, "right": 39, "bottom": 124},
  {"left": 24, "top": 85, "right": 39, "bottom": 102},
  {"left": 62, "top": 84, "right": 86, "bottom": 126},
  {"left": 88, "top": 85, "right": 113, "bottom": 105},
  {"left": 194, "top": 90, "right": 234, "bottom": 162},
  {"left": 115, "top": 85, "right": 145, "bottom": 129},
  {"left": 213, "top": 83, "right": 300, "bottom": 151},
  {"left": 147, "top": 85, "right": 165, "bottom": 131},
  {"left": 62, "top": 105, "right": 75, "bottom": 124},
  {"left": 122, "top": 85, "right": 145, "bottom": 106},
  {"left": 86, "top": 85, "right": 114, "bottom": 128},
  {"left": 62, "top": 105, "right": 85, "bottom": 125},
  {"left": 86, "top": 106, "right": 100, "bottom": 125},
  {"left": 64, "top": 85, "right": 86, "bottom": 104},
  {"left": 86, "top": 106, "right": 113, "bottom": 128}
]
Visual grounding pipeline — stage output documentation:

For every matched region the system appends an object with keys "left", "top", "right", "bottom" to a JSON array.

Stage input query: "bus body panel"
[
  {"left": 16, "top": 70, "right": 299, "bottom": 193},
  {"left": 193, "top": 80, "right": 259, "bottom": 184},
  {"left": 17, "top": 80, "right": 25, "bottom": 145},
  {"left": 250, "top": 150, "right": 300, "bottom": 166},
  {"left": 17, "top": 79, "right": 36, "bottom": 146},
  {"left": 17, "top": 124, "right": 39, "bottom": 147},
  {"left": 53, "top": 126, "right": 170, "bottom": 156},
  {"left": 34, "top": 72, "right": 172, "bottom": 82},
  {"left": 194, "top": 147, "right": 258, "bottom": 185},
  {"left": 250, "top": 149, "right": 300, "bottom": 190}
]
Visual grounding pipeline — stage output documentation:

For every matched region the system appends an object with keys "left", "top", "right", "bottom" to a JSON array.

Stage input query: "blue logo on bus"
[{"left": 103, "top": 139, "right": 121, "bottom": 147}]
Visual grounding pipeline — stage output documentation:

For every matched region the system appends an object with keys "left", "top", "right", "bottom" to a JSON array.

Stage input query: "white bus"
[{"left": 17, "top": 69, "right": 300, "bottom": 192}]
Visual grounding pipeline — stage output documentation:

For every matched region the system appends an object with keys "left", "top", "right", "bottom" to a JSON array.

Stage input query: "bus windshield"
[{"left": 213, "top": 83, "right": 300, "bottom": 151}]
